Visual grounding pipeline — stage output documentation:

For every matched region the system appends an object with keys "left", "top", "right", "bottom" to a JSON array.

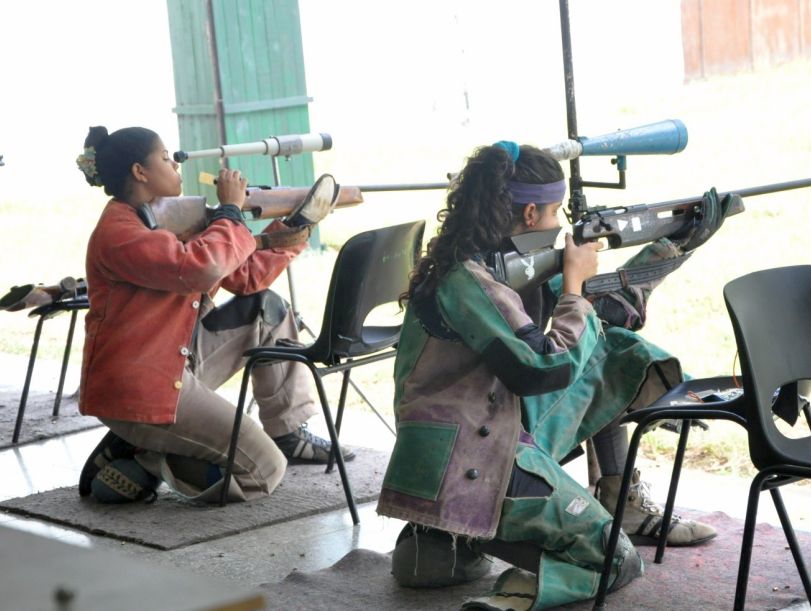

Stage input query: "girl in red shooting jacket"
[{"left": 75, "top": 125, "right": 352, "bottom": 504}]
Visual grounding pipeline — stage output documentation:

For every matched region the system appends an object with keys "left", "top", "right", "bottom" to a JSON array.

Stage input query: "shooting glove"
[
  {"left": 673, "top": 187, "right": 737, "bottom": 252},
  {"left": 285, "top": 173, "right": 339, "bottom": 228}
]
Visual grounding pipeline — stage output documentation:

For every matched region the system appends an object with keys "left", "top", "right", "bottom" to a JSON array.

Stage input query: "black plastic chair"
[
  {"left": 219, "top": 220, "right": 426, "bottom": 521},
  {"left": 595, "top": 265, "right": 811, "bottom": 610},
  {"left": 12, "top": 297, "right": 90, "bottom": 444}
]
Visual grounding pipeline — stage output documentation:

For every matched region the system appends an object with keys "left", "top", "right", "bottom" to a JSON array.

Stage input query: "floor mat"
[
  {"left": 0, "top": 448, "right": 388, "bottom": 550},
  {"left": 259, "top": 511, "right": 811, "bottom": 611},
  {"left": 0, "top": 390, "right": 101, "bottom": 449}
]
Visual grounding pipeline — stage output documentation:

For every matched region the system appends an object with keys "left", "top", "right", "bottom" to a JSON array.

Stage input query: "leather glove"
[
  {"left": 672, "top": 187, "right": 738, "bottom": 252},
  {"left": 285, "top": 173, "right": 339, "bottom": 228}
]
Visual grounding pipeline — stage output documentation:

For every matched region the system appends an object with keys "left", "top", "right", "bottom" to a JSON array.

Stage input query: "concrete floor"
[{"left": 2, "top": 354, "right": 810, "bottom": 610}]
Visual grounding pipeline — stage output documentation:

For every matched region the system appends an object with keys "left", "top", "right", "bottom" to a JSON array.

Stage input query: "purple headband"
[{"left": 508, "top": 179, "right": 566, "bottom": 205}]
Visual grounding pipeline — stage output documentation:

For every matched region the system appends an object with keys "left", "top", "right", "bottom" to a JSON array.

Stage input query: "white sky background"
[{"left": 0, "top": 0, "right": 685, "bottom": 203}]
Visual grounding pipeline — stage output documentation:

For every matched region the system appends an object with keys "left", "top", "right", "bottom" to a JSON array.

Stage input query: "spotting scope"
[
  {"left": 173, "top": 132, "right": 333, "bottom": 163},
  {"left": 542, "top": 119, "right": 688, "bottom": 161}
]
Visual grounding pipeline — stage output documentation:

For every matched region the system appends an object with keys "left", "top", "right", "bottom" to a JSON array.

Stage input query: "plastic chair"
[
  {"left": 219, "top": 220, "right": 426, "bottom": 521},
  {"left": 594, "top": 265, "right": 811, "bottom": 610},
  {"left": 12, "top": 297, "right": 90, "bottom": 444}
]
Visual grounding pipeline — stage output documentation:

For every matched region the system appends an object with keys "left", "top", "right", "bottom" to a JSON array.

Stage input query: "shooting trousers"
[{"left": 102, "top": 292, "right": 317, "bottom": 502}]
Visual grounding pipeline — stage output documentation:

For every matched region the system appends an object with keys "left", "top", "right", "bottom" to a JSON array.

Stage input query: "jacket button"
[
  {"left": 192, "top": 300, "right": 200, "bottom": 309},
  {"left": 478, "top": 425, "right": 491, "bottom": 437},
  {"left": 180, "top": 346, "right": 190, "bottom": 356},
  {"left": 173, "top": 380, "right": 183, "bottom": 390},
  {"left": 466, "top": 468, "right": 479, "bottom": 480},
  {"left": 487, "top": 391, "right": 496, "bottom": 403}
]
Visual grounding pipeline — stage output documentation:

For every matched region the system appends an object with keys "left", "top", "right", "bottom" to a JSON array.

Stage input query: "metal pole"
[{"left": 558, "top": 0, "right": 586, "bottom": 221}]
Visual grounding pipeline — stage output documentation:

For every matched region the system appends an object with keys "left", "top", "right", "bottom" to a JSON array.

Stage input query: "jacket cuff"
[{"left": 210, "top": 204, "right": 246, "bottom": 226}]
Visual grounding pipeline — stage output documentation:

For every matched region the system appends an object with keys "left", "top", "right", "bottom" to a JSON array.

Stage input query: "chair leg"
[
  {"left": 733, "top": 470, "right": 769, "bottom": 611},
  {"left": 220, "top": 360, "right": 256, "bottom": 506},
  {"left": 53, "top": 309, "right": 78, "bottom": 417},
  {"left": 309, "top": 364, "right": 359, "bottom": 525},
  {"left": 347, "top": 378, "right": 396, "bottom": 436},
  {"left": 770, "top": 485, "right": 811, "bottom": 600},
  {"left": 12, "top": 316, "right": 46, "bottom": 444},
  {"left": 593, "top": 419, "right": 647, "bottom": 609},
  {"left": 326, "top": 369, "right": 352, "bottom": 474},
  {"left": 655, "top": 419, "right": 691, "bottom": 563}
]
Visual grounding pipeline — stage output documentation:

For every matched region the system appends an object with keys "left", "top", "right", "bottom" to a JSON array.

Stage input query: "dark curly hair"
[
  {"left": 80, "top": 126, "right": 160, "bottom": 201},
  {"left": 404, "top": 143, "right": 564, "bottom": 301}
]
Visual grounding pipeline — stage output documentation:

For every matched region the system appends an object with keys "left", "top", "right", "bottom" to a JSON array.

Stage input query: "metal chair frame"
[
  {"left": 594, "top": 266, "right": 811, "bottom": 610},
  {"left": 12, "top": 298, "right": 89, "bottom": 444},
  {"left": 218, "top": 221, "right": 426, "bottom": 522}
]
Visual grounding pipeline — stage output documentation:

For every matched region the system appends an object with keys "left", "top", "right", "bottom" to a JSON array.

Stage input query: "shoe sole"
[
  {"left": 286, "top": 451, "right": 357, "bottom": 465},
  {"left": 629, "top": 531, "right": 717, "bottom": 547}
]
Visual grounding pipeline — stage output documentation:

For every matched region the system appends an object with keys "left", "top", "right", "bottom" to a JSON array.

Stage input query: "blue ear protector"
[{"left": 493, "top": 140, "right": 520, "bottom": 162}]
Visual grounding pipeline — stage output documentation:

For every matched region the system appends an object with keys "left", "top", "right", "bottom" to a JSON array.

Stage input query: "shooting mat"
[
  {"left": 0, "top": 390, "right": 101, "bottom": 449},
  {"left": 260, "top": 511, "right": 811, "bottom": 611},
  {"left": 0, "top": 448, "right": 389, "bottom": 550}
]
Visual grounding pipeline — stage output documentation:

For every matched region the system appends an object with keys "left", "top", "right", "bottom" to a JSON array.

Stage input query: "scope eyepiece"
[{"left": 173, "top": 150, "right": 189, "bottom": 163}]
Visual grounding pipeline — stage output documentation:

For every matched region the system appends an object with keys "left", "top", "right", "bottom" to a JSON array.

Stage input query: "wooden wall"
[{"left": 682, "top": 0, "right": 811, "bottom": 79}]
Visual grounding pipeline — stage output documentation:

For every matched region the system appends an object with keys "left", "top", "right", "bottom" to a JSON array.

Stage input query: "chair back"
[
  {"left": 723, "top": 265, "right": 811, "bottom": 469},
  {"left": 312, "top": 220, "right": 425, "bottom": 362}
]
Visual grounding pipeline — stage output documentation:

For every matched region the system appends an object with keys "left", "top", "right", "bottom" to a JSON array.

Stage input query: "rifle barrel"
[
  {"left": 647, "top": 178, "right": 811, "bottom": 211},
  {"left": 357, "top": 182, "right": 449, "bottom": 192}
]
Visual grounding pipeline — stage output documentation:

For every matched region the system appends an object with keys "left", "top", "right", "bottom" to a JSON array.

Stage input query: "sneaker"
[
  {"left": 78, "top": 430, "right": 137, "bottom": 497},
  {"left": 392, "top": 523, "right": 490, "bottom": 588},
  {"left": 90, "top": 458, "right": 160, "bottom": 504},
  {"left": 595, "top": 469, "right": 717, "bottom": 547},
  {"left": 272, "top": 423, "right": 356, "bottom": 464}
]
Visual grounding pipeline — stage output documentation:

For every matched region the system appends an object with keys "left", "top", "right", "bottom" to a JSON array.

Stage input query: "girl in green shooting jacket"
[{"left": 376, "top": 141, "right": 719, "bottom": 609}]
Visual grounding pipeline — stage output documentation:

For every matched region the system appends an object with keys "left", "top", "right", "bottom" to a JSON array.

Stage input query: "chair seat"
[
  {"left": 244, "top": 325, "right": 401, "bottom": 365},
  {"left": 621, "top": 375, "right": 747, "bottom": 428},
  {"left": 29, "top": 297, "right": 90, "bottom": 320}
]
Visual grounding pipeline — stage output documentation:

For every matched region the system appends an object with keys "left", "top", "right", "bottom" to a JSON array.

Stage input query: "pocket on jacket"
[{"left": 382, "top": 420, "right": 459, "bottom": 501}]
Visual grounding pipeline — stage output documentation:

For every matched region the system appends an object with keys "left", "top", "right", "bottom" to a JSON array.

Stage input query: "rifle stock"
[{"left": 146, "top": 186, "right": 364, "bottom": 242}]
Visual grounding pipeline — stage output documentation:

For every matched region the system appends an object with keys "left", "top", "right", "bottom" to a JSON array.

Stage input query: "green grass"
[{"left": 2, "top": 59, "right": 810, "bottom": 475}]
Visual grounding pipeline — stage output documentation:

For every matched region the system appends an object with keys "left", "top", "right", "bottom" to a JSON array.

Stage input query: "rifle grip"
[{"left": 137, "top": 204, "right": 159, "bottom": 230}]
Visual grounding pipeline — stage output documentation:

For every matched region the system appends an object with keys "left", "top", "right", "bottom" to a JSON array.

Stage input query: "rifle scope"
[{"left": 173, "top": 133, "right": 332, "bottom": 163}]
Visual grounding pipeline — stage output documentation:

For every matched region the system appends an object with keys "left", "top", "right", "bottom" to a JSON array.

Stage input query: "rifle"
[
  {"left": 138, "top": 184, "right": 364, "bottom": 245},
  {"left": 0, "top": 277, "right": 87, "bottom": 313}
]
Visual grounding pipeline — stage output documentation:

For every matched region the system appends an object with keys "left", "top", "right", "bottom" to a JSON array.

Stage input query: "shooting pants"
[
  {"left": 471, "top": 328, "right": 681, "bottom": 609},
  {"left": 102, "top": 291, "right": 318, "bottom": 502}
]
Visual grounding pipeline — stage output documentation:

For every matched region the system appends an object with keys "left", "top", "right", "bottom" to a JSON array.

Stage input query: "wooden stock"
[{"left": 148, "top": 186, "right": 364, "bottom": 242}]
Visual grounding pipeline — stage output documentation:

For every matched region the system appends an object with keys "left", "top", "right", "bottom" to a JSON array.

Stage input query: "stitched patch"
[
  {"left": 382, "top": 421, "right": 458, "bottom": 501},
  {"left": 565, "top": 496, "right": 590, "bottom": 516}
]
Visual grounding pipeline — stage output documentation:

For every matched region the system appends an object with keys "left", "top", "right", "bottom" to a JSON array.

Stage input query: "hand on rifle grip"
[
  {"left": 562, "top": 233, "right": 599, "bottom": 296},
  {"left": 216, "top": 168, "right": 249, "bottom": 209}
]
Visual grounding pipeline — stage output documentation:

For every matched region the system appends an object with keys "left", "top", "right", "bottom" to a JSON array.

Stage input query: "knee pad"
[{"left": 202, "top": 291, "right": 289, "bottom": 331}]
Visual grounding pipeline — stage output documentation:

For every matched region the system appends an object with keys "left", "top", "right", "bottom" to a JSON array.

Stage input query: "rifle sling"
[
  {"left": 254, "top": 225, "right": 312, "bottom": 250},
  {"left": 584, "top": 252, "right": 692, "bottom": 294}
]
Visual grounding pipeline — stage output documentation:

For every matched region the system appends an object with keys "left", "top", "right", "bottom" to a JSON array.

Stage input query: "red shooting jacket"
[{"left": 79, "top": 200, "right": 306, "bottom": 424}]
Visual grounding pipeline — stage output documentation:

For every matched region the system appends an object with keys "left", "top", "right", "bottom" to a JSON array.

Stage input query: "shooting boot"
[
  {"left": 78, "top": 430, "right": 138, "bottom": 497},
  {"left": 391, "top": 524, "right": 490, "bottom": 588},
  {"left": 604, "top": 523, "right": 644, "bottom": 593},
  {"left": 594, "top": 469, "right": 717, "bottom": 547},
  {"left": 90, "top": 458, "right": 160, "bottom": 504}
]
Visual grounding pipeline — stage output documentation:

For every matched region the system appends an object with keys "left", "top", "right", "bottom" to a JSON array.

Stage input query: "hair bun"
[{"left": 493, "top": 140, "right": 520, "bottom": 162}]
